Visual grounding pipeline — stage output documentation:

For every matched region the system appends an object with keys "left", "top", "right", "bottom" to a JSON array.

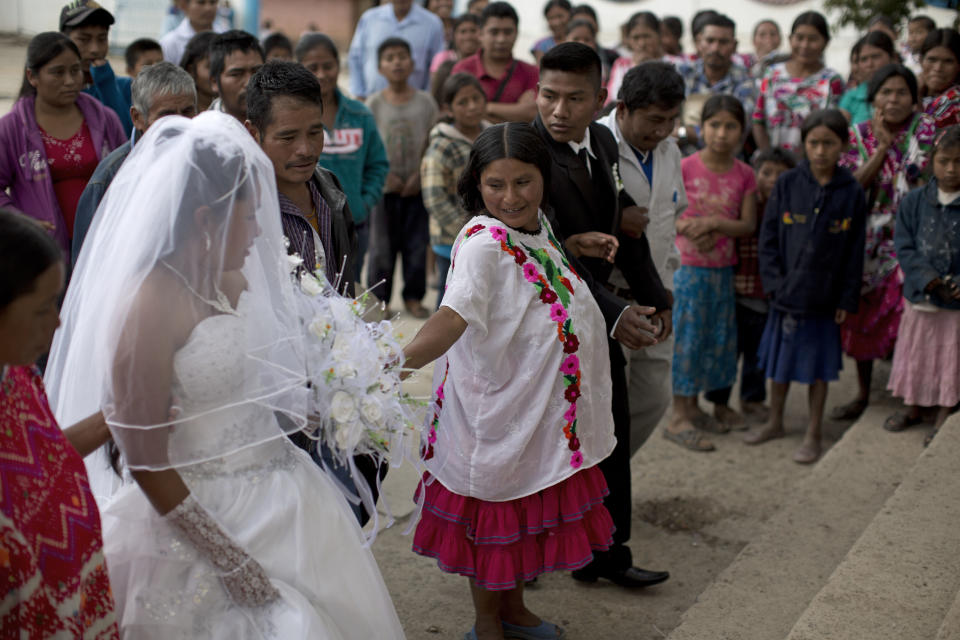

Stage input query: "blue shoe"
[{"left": 502, "top": 620, "right": 566, "bottom": 639}]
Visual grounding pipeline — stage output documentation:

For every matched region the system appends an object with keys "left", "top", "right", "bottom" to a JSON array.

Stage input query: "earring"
[{"left": 203, "top": 231, "right": 212, "bottom": 251}]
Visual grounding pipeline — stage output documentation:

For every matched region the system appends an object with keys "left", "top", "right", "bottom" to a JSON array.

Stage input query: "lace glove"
[{"left": 164, "top": 494, "right": 280, "bottom": 607}]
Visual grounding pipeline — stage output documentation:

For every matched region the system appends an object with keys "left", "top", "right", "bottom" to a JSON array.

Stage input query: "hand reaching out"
[
  {"left": 564, "top": 232, "right": 619, "bottom": 262},
  {"left": 620, "top": 206, "right": 649, "bottom": 238},
  {"left": 612, "top": 305, "right": 659, "bottom": 350}
]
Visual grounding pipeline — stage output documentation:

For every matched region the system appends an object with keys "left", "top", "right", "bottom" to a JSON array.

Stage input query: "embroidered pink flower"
[
  {"left": 436, "top": 385, "right": 444, "bottom": 401},
  {"left": 570, "top": 450, "right": 583, "bottom": 468},
  {"left": 560, "top": 354, "right": 579, "bottom": 375},
  {"left": 466, "top": 224, "right": 484, "bottom": 237},
  {"left": 512, "top": 247, "right": 527, "bottom": 264},
  {"left": 539, "top": 288, "right": 558, "bottom": 304},
  {"left": 523, "top": 263, "right": 540, "bottom": 282},
  {"left": 428, "top": 429, "right": 437, "bottom": 444},
  {"left": 568, "top": 435, "right": 580, "bottom": 451},
  {"left": 549, "top": 303, "right": 568, "bottom": 323},
  {"left": 564, "top": 384, "right": 581, "bottom": 403},
  {"left": 563, "top": 334, "right": 579, "bottom": 353},
  {"left": 563, "top": 403, "right": 577, "bottom": 423},
  {"left": 490, "top": 226, "right": 507, "bottom": 242}
]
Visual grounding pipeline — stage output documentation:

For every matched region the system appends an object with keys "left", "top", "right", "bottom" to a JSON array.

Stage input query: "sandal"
[
  {"left": 924, "top": 427, "right": 939, "bottom": 447},
  {"left": 693, "top": 413, "right": 730, "bottom": 434},
  {"left": 829, "top": 398, "right": 868, "bottom": 421},
  {"left": 502, "top": 620, "right": 566, "bottom": 640},
  {"left": 883, "top": 411, "right": 923, "bottom": 433},
  {"left": 662, "top": 427, "right": 715, "bottom": 451}
]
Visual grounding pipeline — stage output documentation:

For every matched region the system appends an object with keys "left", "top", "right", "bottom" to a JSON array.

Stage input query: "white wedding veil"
[{"left": 45, "top": 112, "right": 312, "bottom": 499}]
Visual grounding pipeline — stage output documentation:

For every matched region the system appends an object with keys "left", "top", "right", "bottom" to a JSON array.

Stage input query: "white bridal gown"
[{"left": 99, "top": 304, "right": 406, "bottom": 639}]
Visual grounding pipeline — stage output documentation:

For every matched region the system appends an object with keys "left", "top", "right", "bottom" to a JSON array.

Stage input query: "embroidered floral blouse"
[
  {"left": 840, "top": 111, "right": 935, "bottom": 292},
  {"left": 424, "top": 213, "right": 615, "bottom": 502},
  {"left": 752, "top": 62, "right": 844, "bottom": 153}
]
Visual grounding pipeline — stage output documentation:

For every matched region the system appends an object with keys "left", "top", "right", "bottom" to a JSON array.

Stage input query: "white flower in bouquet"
[
  {"left": 330, "top": 390, "right": 359, "bottom": 424},
  {"left": 332, "top": 332, "right": 353, "bottom": 362},
  {"left": 308, "top": 317, "right": 332, "bottom": 341},
  {"left": 335, "top": 420, "right": 364, "bottom": 450},
  {"left": 377, "top": 373, "right": 400, "bottom": 395},
  {"left": 360, "top": 396, "right": 384, "bottom": 424},
  {"left": 286, "top": 252, "right": 304, "bottom": 270},
  {"left": 300, "top": 271, "right": 324, "bottom": 296},
  {"left": 334, "top": 361, "right": 357, "bottom": 380}
]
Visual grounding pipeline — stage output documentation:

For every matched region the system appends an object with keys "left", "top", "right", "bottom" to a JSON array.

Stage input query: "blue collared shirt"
[
  {"left": 676, "top": 58, "right": 757, "bottom": 121},
  {"left": 347, "top": 3, "right": 445, "bottom": 98}
]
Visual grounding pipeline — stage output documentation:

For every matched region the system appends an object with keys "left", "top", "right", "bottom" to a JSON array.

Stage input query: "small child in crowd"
[
  {"left": 124, "top": 38, "right": 163, "bottom": 76},
  {"left": 420, "top": 73, "right": 489, "bottom": 308},
  {"left": 403, "top": 123, "right": 617, "bottom": 640},
  {"left": 669, "top": 95, "right": 758, "bottom": 451},
  {"left": 886, "top": 126, "right": 960, "bottom": 445},
  {"left": 705, "top": 148, "right": 796, "bottom": 425},
  {"left": 263, "top": 32, "right": 293, "bottom": 61},
  {"left": 746, "top": 109, "right": 867, "bottom": 464},
  {"left": 904, "top": 15, "right": 936, "bottom": 73},
  {"left": 366, "top": 37, "right": 439, "bottom": 319}
]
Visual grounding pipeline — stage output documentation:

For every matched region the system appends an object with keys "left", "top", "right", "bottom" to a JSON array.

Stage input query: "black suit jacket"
[{"left": 532, "top": 116, "right": 670, "bottom": 330}]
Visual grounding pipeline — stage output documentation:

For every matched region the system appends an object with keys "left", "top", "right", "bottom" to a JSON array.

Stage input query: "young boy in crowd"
[
  {"left": 366, "top": 37, "right": 439, "bottom": 319},
  {"left": 705, "top": 148, "right": 796, "bottom": 423},
  {"left": 125, "top": 38, "right": 163, "bottom": 76}
]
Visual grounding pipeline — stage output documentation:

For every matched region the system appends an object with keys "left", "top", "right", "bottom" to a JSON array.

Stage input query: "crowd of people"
[{"left": 2, "top": 0, "right": 960, "bottom": 638}]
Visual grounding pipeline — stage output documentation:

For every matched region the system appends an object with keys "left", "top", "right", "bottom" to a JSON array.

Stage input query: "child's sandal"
[{"left": 502, "top": 619, "right": 566, "bottom": 640}]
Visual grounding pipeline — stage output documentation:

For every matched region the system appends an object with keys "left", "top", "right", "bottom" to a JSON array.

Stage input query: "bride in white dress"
[{"left": 44, "top": 112, "right": 406, "bottom": 639}]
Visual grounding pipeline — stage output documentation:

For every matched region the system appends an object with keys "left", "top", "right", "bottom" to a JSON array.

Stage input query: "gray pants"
[{"left": 625, "top": 335, "right": 674, "bottom": 458}]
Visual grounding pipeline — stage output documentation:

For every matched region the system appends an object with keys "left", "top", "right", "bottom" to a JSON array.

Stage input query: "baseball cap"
[{"left": 59, "top": 1, "right": 115, "bottom": 31}]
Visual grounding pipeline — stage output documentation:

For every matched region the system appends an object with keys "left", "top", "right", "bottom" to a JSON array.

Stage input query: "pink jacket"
[{"left": 0, "top": 93, "right": 126, "bottom": 261}]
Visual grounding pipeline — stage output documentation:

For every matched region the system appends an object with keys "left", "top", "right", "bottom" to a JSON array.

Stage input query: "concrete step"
[
  {"left": 667, "top": 406, "right": 927, "bottom": 640},
  {"left": 785, "top": 415, "right": 960, "bottom": 640},
  {"left": 936, "top": 587, "right": 960, "bottom": 640}
]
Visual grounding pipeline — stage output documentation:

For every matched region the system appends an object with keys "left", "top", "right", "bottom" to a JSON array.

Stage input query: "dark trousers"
[
  {"left": 434, "top": 253, "right": 451, "bottom": 311},
  {"left": 587, "top": 339, "right": 634, "bottom": 570},
  {"left": 367, "top": 193, "right": 428, "bottom": 304},
  {"left": 705, "top": 301, "right": 769, "bottom": 406}
]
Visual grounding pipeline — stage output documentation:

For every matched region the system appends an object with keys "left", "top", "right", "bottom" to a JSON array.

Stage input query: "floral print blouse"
[{"left": 752, "top": 62, "right": 845, "bottom": 153}]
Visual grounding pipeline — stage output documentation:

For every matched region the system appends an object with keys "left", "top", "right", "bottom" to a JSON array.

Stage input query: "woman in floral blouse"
[
  {"left": 832, "top": 64, "right": 936, "bottom": 421},
  {"left": 919, "top": 28, "right": 960, "bottom": 129},
  {"left": 752, "top": 11, "right": 844, "bottom": 155}
]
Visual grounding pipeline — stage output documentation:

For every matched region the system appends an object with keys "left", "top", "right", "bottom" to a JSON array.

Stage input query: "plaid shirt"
[
  {"left": 677, "top": 59, "right": 756, "bottom": 122},
  {"left": 734, "top": 196, "right": 764, "bottom": 298},
  {"left": 279, "top": 178, "right": 336, "bottom": 281},
  {"left": 420, "top": 123, "right": 476, "bottom": 246}
]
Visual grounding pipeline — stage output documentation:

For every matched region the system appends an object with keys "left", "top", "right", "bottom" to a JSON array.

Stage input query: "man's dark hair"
[
  {"left": 753, "top": 147, "right": 797, "bottom": 171},
  {"left": 539, "top": 41, "right": 602, "bottom": 93},
  {"left": 124, "top": 38, "right": 162, "bottom": 71},
  {"left": 377, "top": 37, "right": 411, "bottom": 62},
  {"left": 209, "top": 30, "right": 264, "bottom": 83},
  {"left": 618, "top": 61, "right": 685, "bottom": 112},
  {"left": 458, "top": 123, "right": 551, "bottom": 214},
  {"left": 909, "top": 15, "right": 936, "bottom": 33},
  {"left": 701, "top": 13, "right": 736, "bottom": 34},
  {"left": 691, "top": 10, "right": 718, "bottom": 38},
  {"left": 262, "top": 32, "right": 293, "bottom": 58},
  {"left": 480, "top": 2, "right": 519, "bottom": 29},
  {"left": 246, "top": 60, "right": 324, "bottom": 132},
  {"left": 662, "top": 16, "right": 683, "bottom": 40},
  {"left": 179, "top": 30, "right": 217, "bottom": 71},
  {"left": 867, "top": 63, "right": 919, "bottom": 105}
]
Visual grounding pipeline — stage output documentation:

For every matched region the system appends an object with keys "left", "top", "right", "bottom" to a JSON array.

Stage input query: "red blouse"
[
  {"left": 40, "top": 122, "right": 99, "bottom": 239},
  {"left": 0, "top": 366, "right": 118, "bottom": 639}
]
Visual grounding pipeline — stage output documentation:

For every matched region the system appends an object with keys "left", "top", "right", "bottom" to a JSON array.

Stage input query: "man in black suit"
[{"left": 534, "top": 42, "right": 671, "bottom": 588}]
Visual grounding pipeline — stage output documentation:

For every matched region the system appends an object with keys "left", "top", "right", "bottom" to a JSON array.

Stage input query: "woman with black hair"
[
  {"left": 920, "top": 28, "right": 960, "bottom": 129},
  {"left": 832, "top": 64, "right": 936, "bottom": 422},
  {"left": 839, "top": 31, "right": 896, "bottom": 125},
  {"left": 752, "top": 11, "right": 844, "bottom": 153},
  {"left": 0, "top": 209, "right": 118, "bottom": 637},
  {"left": 403, "top": 122, "right": 619, "bottom": 640},
  {"left": 0, "top": 32, "right": 126, "bottom": 265}
]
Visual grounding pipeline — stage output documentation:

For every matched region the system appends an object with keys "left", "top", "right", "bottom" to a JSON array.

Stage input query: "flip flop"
[
  {"left": 693, "top": 413, "right": 730, "bottom": 434},
  {"left": 502, "top": 620, "right": 566, "bottom": 640},
  {"left": 829, "top": 399, "right": 868, "bottom": 421},
  {"left": 662, "top": 427, "right": 715, "bottom": 451},
  {"left": 883, "top": 411, "right": 923, "bottom": 432}
]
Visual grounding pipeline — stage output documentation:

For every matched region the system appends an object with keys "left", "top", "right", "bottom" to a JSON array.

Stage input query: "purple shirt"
[
  {"left": 279, "top": 178, "right": 336, "bottom": 282},
  {"left": 452, "top": 51, "right": 539, "bottom": 104}
]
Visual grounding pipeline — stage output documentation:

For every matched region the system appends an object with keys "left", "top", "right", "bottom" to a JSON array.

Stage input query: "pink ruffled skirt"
[
  {"left": 412, "top": 465, "right": 614, "bottom": 591},
  {"left": 888, "top": 301, "right": 960, "bottom": 407}
]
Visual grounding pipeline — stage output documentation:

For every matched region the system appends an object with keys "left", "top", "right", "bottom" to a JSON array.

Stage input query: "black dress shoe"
[{"left": 572, "top": 566, "right": 670, "bottom": 588}]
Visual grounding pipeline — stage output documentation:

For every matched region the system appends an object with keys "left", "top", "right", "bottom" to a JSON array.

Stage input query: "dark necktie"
[{"left": 577, "top": 147, "right": 591, "bottom": 178}]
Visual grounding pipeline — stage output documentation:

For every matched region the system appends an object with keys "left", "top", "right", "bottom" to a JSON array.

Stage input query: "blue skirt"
[
  {"left": 757, "top": 309, "right": 842, "bottom": 384},
  {"left": 672, "top": 265, "right": 738, "bottom": 395}
]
